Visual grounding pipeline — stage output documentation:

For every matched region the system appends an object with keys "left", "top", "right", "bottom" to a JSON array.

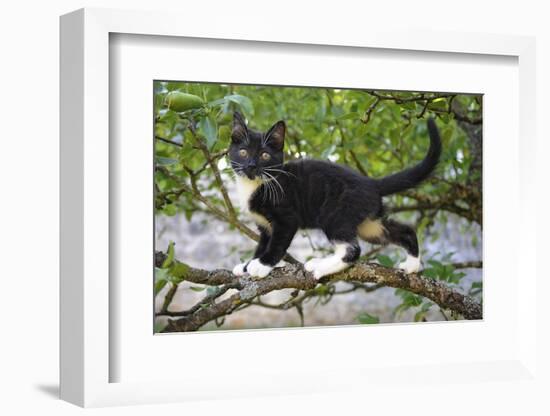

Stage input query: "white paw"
[
  {"left": 304, "top": 258, "right": 322, "bottom": 272},
  {"left": 232, "top": 262, "right": 248, "bottom": 276},
  {"left": 312, "top": 267, "right": 329, "bottom": 280},
  {"left": 247, "top": 258, "right": 273, "bottom": 278},
  {"left": 307, "top": 257, "right": 350, "bottom": 280},
  {"left": 311, "top": 261, "right": 346, "bottom": 280},
  {"left": 274, "top": 260, "right": 288, "bottom": 268},
  {"left": 398, "top": 255, "right": 421, "bottom": 274}
]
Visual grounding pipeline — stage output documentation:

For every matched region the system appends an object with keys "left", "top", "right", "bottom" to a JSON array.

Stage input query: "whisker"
[
  {"left": 269, "top": 178, "right": 278, "bottom": 204},
  {"left": 264, "top": 167, "right": 296, "bottom": 178},
  {"left": 262, "top": 170, "right": 284, "bottom": 203},
  {"left": 265, "top": 175, "right": 273, "bottom": 204},
  {"left": 268, "top": 176, "right": 276, "bottom": 203},
  {"left": 262, "top": 173, "right": 276, "bottom": 204}
]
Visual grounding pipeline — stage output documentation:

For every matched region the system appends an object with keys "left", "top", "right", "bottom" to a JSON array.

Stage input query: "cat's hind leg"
[
  {"left": 304, "top": 239, "right": 360, "bottom": 280},
  {"left": 357, "top": 217, "right": 421, "bottom": 274},
  {"left": 382, "top": 218, "right": 421, "bottom": 273}
]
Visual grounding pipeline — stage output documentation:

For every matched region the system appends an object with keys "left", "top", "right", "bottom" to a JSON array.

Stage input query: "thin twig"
[
  {"left": 155, "top": 136, "right": 183, "bottom": 148},
  {"left": 187, "top": 128, "right": 237, "bottom": 219}
]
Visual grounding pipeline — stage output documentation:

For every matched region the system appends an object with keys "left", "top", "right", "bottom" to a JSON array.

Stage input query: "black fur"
[
  {"left": 229, "top": 112, "right": 441, "bottom": 269},
  {"left": 377, "top": 120, "right": 442, "bottom": 196}
]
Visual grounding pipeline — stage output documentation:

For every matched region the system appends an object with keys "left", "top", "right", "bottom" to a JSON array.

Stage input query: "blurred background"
[{"left": 154, "top": 82, "right": 483, "bottom": 331}]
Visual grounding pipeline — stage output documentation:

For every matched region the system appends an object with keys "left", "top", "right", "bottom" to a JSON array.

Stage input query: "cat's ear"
[
  {"left": 265, "top": 120, "right": 285, "bottom": 150},
  {"left": 231, "top": 111, "right": 248, "bottom": 143}
]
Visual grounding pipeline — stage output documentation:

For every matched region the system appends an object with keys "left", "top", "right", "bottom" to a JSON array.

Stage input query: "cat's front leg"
[
  {"left": 233, "top": 258, "right": 287, "bottom": 276},
  {"left": 232, "top": 262, "right": 249, "bottom": 276},
  {"left": 232, "top": 225, "right": 270, "bottom": 276},
  {"left": 247, "top": 222, "right": 297, "bottom": 278},
  {"left": 246, "top": 258, "right": 274, "bottom": 278}
]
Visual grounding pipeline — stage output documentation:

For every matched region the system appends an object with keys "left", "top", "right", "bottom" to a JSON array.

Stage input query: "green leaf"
[
  {"left": 407, "top": 296, "right": 423, "bottom": 307},
  {"left": 154, "top": 279, "right": 168, "bottom": 296},
  {"left": 442, "top": 251, "right": 456, "bottom": 261},
  {"left": 155, "top": 123, "right": 171, "bottom": 139},
  {"left": 428, "top": 98, "right": 447, "bottom": 111},
  {"left": 414, "top": 311, "right": 426, "bottom": 322},
  {"left": 154, "top": 321, "right": 168, "bottom": 333},
  {"left": 422, "top": 268, "right": 438, "bottom": 279},
  {"left": 315, "top": 285, "right": 330, "bottom": 296},
  {"left": 189, "top": 286, "right": 207, "bottom": 292},
  {"left": 225, "top": 94, "right": 254, "bottom": 115},
  {"left": 421, "top": 301, "right": 433, "bottom": 312},
  {"left": 330, "top": 104, "right": 344, "bottom": 118},
  {"left": 427, "top": 259, "right": 443, "bottom": 269},
  {"left": 154, "top": 93, "right": 165, "bottom": 115},
  {"left": 162, "top": 241, "right": 175, "bottom": 268},
  {"left": 357, "top": 312, "right": 380, "bottom": 324},
  {"left": 198, "top": 116, "right": 218, "bottom": 149},
  {"left": 395, "top": 289, "right": 423, "bottom": 308},
  {"left": 414, "top": 303, "right": 433, "bottom": 322},
  {"left": 208, "top": 98, "right": 227, "bottom": 107},
  {"left": 154, "top": 267, "right": 169, "bottom": 296},
  {"left": 439, "top": 113, "right": 451, "bottom": 123},
  {"left": 156, "top": 156, "right": 178, "bottom": 166},
  {"left": 165, "top": 82, "right": 186, "bottom": 91},
  {"left": 158, "top": 110, "right": 179, "bottom": 131},
  {"left": 377, "top": 254, "right": 395, "bottom": 268},
  {"left": 170, "top": 262, "right": 189, "bottom": 282},
  {"left": 449, "top": 271, "right": 466, "bottom": 283},
  {"left": 155, "top": 267, "right": 168, "bottom": 280},
  {"left": 338, "top": 112, "right": 359, "bottom": 121},
  {"left": 442, "top": 126, "right": 454, "bottom": 143},
  {"left": 163, "top": 204, "right": 177, "bottom": 216},
  {"left": 184, "top": 209, "right": 193, "bottom": 221}
]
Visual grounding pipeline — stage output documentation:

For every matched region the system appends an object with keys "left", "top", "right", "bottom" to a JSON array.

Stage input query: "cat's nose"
[
  {"left": 244, "top": 160, "right": 257, "bottom": 178},
  {"left": 244, "top": 166, "right": 257, "bottom": 179}
]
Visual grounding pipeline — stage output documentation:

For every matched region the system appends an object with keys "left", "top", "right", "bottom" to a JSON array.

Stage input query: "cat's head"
[{"left": 228, "top": 112, "right": 285, "bottom": 180}]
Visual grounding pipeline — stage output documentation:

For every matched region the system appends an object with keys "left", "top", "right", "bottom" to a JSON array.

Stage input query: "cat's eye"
[
  {"left": 238, "top": 149, "right": 248, "bottom": 158},
  {"left": 261, "top": 152, "right": 271, "bottom": 161}
]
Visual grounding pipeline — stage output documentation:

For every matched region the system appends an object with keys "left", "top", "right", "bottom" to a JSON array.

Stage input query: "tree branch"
[
  {"left": 187, "top": 127, "right": 238, "bottom": 220},
  {"left": 452, "top": 261, "right": 483, "bottom": 269},
  {"left": 155, "top": 251, "right": 482, "bottom": 332},
  {"left": 156, "top": 165, "right": 259, "bottom": 241}
]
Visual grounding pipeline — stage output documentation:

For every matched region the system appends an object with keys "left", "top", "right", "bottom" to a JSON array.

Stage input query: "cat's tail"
[{"left": 377, "top": 118, "right": 442, "bottom": 197}]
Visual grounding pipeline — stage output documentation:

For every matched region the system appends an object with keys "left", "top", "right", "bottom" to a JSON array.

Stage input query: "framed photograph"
[
  {"left": 152, "top": 81, "right": 483, "bottom": 334},
  {"left": 60, "top": 7, "right": 539, "bottom": 408}
]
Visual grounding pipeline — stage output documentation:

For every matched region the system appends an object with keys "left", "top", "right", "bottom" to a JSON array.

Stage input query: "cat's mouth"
[
  {"left": 245, "top": 172, "right": 257, "bottom": 180},
  {"left": 242, "top": 168, "right": 260, "bottom": 180}
]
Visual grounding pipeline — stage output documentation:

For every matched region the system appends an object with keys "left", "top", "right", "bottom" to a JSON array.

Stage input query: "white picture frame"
[{"left": 60, "top": 7, "right": 540, "bottom": 408}]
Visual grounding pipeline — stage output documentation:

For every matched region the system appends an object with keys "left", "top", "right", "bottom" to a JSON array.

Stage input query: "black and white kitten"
[{"left": 229, "top": 111, "right": 441, "bottom": 279}]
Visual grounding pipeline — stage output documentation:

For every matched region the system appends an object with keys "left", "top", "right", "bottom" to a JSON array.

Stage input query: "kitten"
[{"left": 229, "top": 111, "right": 441, "bottom": 279}]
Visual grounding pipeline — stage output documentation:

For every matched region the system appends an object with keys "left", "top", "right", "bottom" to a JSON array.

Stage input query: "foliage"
[{"left": 153, "top": 81, "right": 483, "bottom": 329}]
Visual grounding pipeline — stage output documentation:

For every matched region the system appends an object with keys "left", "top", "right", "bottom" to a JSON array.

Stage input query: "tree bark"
[{"left": 155, "top": 252, "right": 482, "bottom": 332}]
